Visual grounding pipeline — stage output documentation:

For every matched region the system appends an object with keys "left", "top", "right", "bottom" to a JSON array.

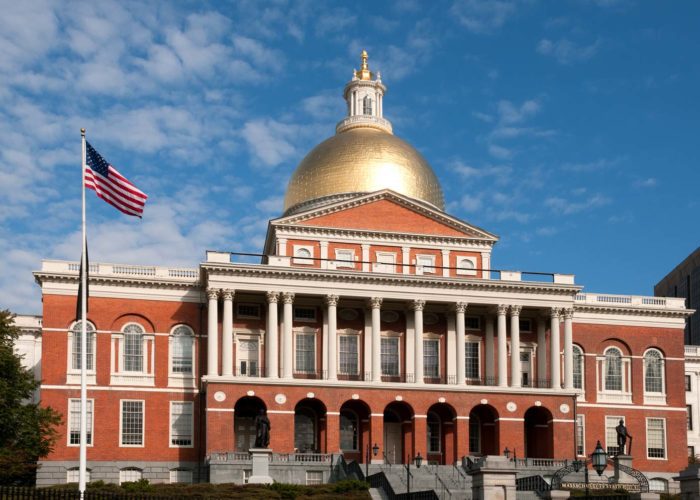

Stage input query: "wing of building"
[{"left": 29, "top": 52, "right": 692, "bottom": 491}]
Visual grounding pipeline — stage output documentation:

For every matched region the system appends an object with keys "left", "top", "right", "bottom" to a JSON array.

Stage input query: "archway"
[
  {"left": 524, "top": 406, "right": 553, "bottom": 458},
  {"left": 426, "top": 403, "right": 457, "bottom": 464},
  {"left": 383, "top": 401, "right": 414, "bottom": 464},
  {"left": 468, "top": 404, "right": 498, "bottom": 456},
  {"left": 234, "top": 396, "right": 266, "bottom": 451},
  {"left": 339, "top": 399, "right": 371, "bottom": 462},
  {"left": 294, "top": 398, "right": 327, "bottom": 453}
]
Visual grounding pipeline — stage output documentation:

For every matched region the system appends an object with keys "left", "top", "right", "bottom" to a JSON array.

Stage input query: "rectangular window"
[
  {"left": 689, "top": 446, "right": 695, "bottom": 458},
  {"left": 576, "top": 415, "right": 585, "bottom": 456},
  {"left": 69, "top": 399, "right": 93, "bottom": 446},
  {"left": 416, "top": 255, "right": 435, "bottom": 273},
  {"left": 424, "top": 339, "right": 439, "bottom": 378},
  {"left": 294, "top": 307, "right": 316, "bottom": 322},
  {"left": 306, "top": 471, "right": 324, "bottom": 485},
  {"left": 71, "top": 330, "right": 94, "bottom": 371},
  {"left": 465, "top": 316, "right": 481, "bottom": 330},
  {"left": 170, "top": 402, "right": 193, "bottom": 447},
  {"left": 121, "top": 400, "right": 144, "bottom": 446},
  {"left": 169, "top": 469, "right": 192, "bottom": 484},
  {"left": 381, "top": 337, "right": 399, "bottom": 376},
  {"left": 465, "top": 342, "right": 480, "bottom": 379},
  {"left": 647, "top": 418, "right": 666, "bottom": 459},
  {"left": 67, "top": 468, "right": 90, "bottom": 483},
  {"left": 243, "top": 469, "right": 252, "bottom": 484},
  {"left": 605, "top": 416, "right": 623, "bottom": 455},
  {"left": 172, "top": 335, "right": 193, "bottom": 374},
  {"left": 375, "top": 252, "right": 396, "bottom": 273},
  {"left": 339, "top": 335, "right": 358, "bottom": 375},
  {"left": 687, "top": 375, "right": 692, "bottom": 391},
  {"left": 295, "top": 334, "right": 316, "bottom": 373},
  {"left": 236, "top": 303, "right": 260, "bottom": 319},
  {"left": 335, "top": 249, "right": 355, "bottom": 268},
  {"left": 124, "top": 333, "right": 143, "bottom": 372},
  {"left": 428, "top": 421, "right": 440, "bottom": 453},
  {"left": 519, "top": 319, "right": 532, "bottom": 332},
  {"left": 688, "top": 405, "right": 693, "bottom": 431}
]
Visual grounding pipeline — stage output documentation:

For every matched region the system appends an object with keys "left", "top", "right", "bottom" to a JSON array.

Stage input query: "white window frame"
[
  {"left": 169, "top": 468, "right": 193, "bottom": 484},
  {"left": 519, "top": 345, "right": 535, "bottom": 388},
  {"left": 338, "top": 331, "right": 360, "bottom": 376},
  {"left": 646, "top": 417, "right": 667, "bottom": 460},
  {"left": 119, "top": 468, "right": 143, "bottom": 485},
  {"left": 597, "top": 347, "right": 632, "bottom": 404},
  {"left": 576, "top": 414, "right": 585, "bottom": 456},
  {"left": 573, "top": 344, "right": 585, "bottom": 396},
  {"left": 416, "top": 254, "right": 436, "bottom": 274},
  {"left": 294, "top": 306, "right": 317, "bottom": 322},
  {"left": 306, "top": 470, "right": 324, "bottom": 485},
  {"left": 605, "top": 415, "right": 624, "bottom": 456},
  {"left": 169, "top": 325, "right": 195, "bottom": 385},
  {"left": 381, "top": 334, "right": 401, "bottom": 377},
  {"left": 334, "top": 249, "right": 355, "bottom": 268},
  {"left": 235, "top": 330, "right": 262, "bottom": 377},
  {"left": 294, "top": 328, "right": 317, "bottom": 374},
  {"left": 293, "top": 245, "right": 315, "bottom": 265},
  {"left": 68, "top": 398, "right": 94, "bottom": 447},
  {"left": 465, "top": 316, "right": 481, "bottom": 331},
  {"left": 169, "top": 401, "right": 194, "bottom": 448},
  {"left": 374, "top": 251, "right": 397, "bottom": 274},
  {"left": 456, "top": 256, "right": 477, "bottom": 276},
  {"left": 67, "top": 467, "right": 91, "bottom": 484},
  {"left": 119, "top": 399, "right": 145, "bottom": 448},
  {"left": 464, "top": 337, "right": 481, "bottom": 381},
  {"left": 67, "top": 321, "right": 97, "bottom": 385},
  {"left": 236, "top": 303, "right": 261, "bottom": 319},
  {"left": 423, "top": 335, "right": 441, "bottom": 379},
  {"left": 643, "top": 348, "right": 666, "bottom": 405}
]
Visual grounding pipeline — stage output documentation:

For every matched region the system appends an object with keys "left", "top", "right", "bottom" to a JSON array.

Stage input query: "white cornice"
[{"left": 574, "top": 305, "right": 691, "bottom": 320}]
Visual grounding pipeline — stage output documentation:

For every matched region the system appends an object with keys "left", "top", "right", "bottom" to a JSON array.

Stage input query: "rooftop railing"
[
  {"left": 40, "top": 260, "right": 199, "bottom": 280},
  {"left": 574, "top": 292, "right": 686, "bottom": 309}
]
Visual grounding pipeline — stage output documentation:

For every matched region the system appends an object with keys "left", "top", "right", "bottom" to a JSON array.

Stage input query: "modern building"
[
  {"left": 685, "top": 345, "right": 700, "bottom": 460},
  {"left": 655, "top": 247, "right": 700, "bottom": 345},
  {"left": 28, "top": 52, "right": 691, "bottom": 490}
]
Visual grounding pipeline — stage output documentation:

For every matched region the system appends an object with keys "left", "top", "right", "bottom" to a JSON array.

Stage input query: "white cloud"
[
  {"left": 450, "top": 0, "right": 517, "bottom": 34},
  {"left": 316, "top": 10, "right": 357, "bottom": 36},
  {"left": 536, "top": 38, "right": 601, "bottom": 65},
  {"left": 241, "top": 119, "right": 300, "bottom": 167},
  {"left": 497, "top": 99, "right": 541, "bottom": 124},
  {"left": 472, "top": 111, "right": 494, "bottom": 123},
  {"left": 562, "top": 157, "right": 620, "bottom": 172},
  {"left": 634, "top": 177, "right": 657, "bottom": 188},
  {"left": 488, "top": 144, "right": 512, "bottom": 160},
  {"left": 545, "top": 194, "right": 610, "bottom": 214}
]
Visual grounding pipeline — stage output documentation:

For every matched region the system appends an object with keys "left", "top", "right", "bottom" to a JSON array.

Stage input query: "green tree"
[{"left": 0, "top": 309, "right": 61, "bottom": 485}]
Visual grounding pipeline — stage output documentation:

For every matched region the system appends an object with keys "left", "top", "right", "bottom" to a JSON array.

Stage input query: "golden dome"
[{"left": 284, "top": 127, "right": 445, "bottom": 214}]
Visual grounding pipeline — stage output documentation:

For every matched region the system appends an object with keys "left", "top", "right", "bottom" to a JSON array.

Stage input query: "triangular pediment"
[{"left": 271, "top": 190, "right": 498, "bottom": 241}]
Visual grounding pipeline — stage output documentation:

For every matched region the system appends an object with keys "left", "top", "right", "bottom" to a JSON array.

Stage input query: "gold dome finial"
[{"left": 355, "top": 49, "right": 373, "bottom": 80}]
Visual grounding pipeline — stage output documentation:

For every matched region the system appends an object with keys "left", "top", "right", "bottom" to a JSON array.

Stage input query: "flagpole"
[{"left": 79, "top": 128, "right": 88, "bottom": 498}]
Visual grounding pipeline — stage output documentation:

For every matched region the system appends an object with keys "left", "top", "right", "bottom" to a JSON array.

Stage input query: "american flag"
[{"left": 84, "top": 142, "right": 147, "bottom": 217}]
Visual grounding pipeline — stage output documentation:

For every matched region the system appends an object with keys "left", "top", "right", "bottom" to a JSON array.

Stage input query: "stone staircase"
[{"left": 366, "top": 463, "right": 472, "bottom": 499}]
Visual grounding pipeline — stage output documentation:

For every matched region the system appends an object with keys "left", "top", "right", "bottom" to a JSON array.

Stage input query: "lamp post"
[
  {"left": 572, "top": 440, "right": 608, "bottom": 499},
  {"left": 503, "top": 447, "right": 511, "bottom": 459},
  {"left": 405, "top": 452, "right": 423, "bottom": 494},
  {"left": 365, "top": 442, "right": 379, "bottom": 479}
]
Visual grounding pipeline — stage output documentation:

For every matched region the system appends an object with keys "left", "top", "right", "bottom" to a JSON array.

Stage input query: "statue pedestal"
[{"left": 248, "top": 448, "right": 273, "bottom": 484}]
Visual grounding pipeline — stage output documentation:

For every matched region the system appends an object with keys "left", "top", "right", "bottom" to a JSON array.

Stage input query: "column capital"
[
  {"left": 563, "top": 308, "right": 574, "bottom": 320},
  {"left": 509, "top": 305, "right": 522, "bottom": 316},
  {"left": 550, "top": 307, "right": 561, "bottom": 318},
  {"left": 454, "top": 302, "right": 468, "bottom": 313},
  {"left": 319, "top": 241, "right": 329, "bottom": 248},
  {"left": 266, "top": 291, "right": 280, "bottom": 304},
  {"left": 411, "top": 299, "right": 426, "bottom": 311},
  {"left": 282, "top": 292, "right": 295, "bottom": 304},
  {"left": 324, "top": 294, "right": 340, "bottom": 307},
  {"left": 206, "top": 288, "right": 220, "bottom": 300},
  {"left": 367, "top": 297, "right": 383, "bottom": 309},
  {"left": 496, "top": 304, "right": 509, "bottom": 316},
  {"left": 221, "top": 289, "right": 234, "bottom": 301}
]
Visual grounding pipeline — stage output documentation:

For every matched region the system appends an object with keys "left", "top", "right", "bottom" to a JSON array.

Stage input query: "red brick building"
[{"left": 32, "top": 53, "right": 690, "bottom": 488}]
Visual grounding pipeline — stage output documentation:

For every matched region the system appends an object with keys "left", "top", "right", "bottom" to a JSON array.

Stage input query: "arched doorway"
[
  {"left": 339, "top": 399, "right": 371, "bottom": 462},
  {"left": 294, "top": 398, "right": 327, "bottom": 453},
  {"left": 426, "top": 403, "right": 457, "bottom": 464},
  {"left": 468, "top": 404, "right": 498, "bottom": 456},
  {"left": 524, "top": 406, "right": 553, "bottom": 458},
  {"left": 383, "top": 401, "right": 414, "bottom": 464},
  {"left": 234, "top": 396, "right": 266, "bottom": 451}
]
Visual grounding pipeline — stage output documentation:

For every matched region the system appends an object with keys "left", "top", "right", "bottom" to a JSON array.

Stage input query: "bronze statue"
[
  {"left": 254, "top": 408, "right": 271, "bottom": 448},
  {"left": 616, "top": 419, "right": 632, "bottom": 455}
]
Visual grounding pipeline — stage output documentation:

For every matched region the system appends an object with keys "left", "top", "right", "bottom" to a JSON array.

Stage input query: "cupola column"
[
  {"left": 282, "top": 292, "right": 295, "bottom": 379},
  {"left": 550, "top": 308, "right": 561, "bottom": 389},
  {"left": 326, "top": 295, "right": 339, "bottom": 381},
  {"left": 413, "top": 299, "right": 426, "bottom": 384},
  {"left": 496, "top": 305, "right": 508, "bottom": 387},
  {"left": 510, "top": 305, "right": 522, "bottom": 388},
  {"left": 206, "top": 289, "right": 219, "bottom": 377},
  {"left": 266, "top": 292, "right": 280, "bottom": 379},
  {"left": 455, "top": 302, "right": 467, "bottom": 384},
  {"left": 221, "top": 290, "right": 234, "bottom": 377},
  {"left": 369, "top": 298, "right": 383, "bottom": 382}
]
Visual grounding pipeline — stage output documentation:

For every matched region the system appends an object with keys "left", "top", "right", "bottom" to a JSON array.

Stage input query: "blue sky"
[{"left": 1, "top": 0, "right": 699, "bottom": 313}]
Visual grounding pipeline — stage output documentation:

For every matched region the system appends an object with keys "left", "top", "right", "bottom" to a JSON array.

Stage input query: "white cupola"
[{"left": 336, "top": 50, "right": 393, "bottom": 134}]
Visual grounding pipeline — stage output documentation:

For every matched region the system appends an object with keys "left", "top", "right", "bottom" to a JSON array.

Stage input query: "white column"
[
  {"left": 277, "top": 238, "right": 287, "bottom": 256},
  {"left": 402, "top": 246, "right": 411, "bottom": 275},
  {"left": 206, "top": 289, "right": 219, "bottom": 377},
  {"left": 481, "top": 252, "right": 491, "bottom": 279},
  {"left": 326, "top": 295, "right": 339, "bottom": 381},
  {"left": 364, "top": 309, "right": 372, "bottom": 381},
  {"left": 509, "top": 305, "right": 522, "bottom": 388},
  {"left": 497, "top": 305, "right": 508, "bottom": 387},
  {"left": 550, "top": 308, "right": 561, "bottom": 389},
  {"left": 413, "top": 299, "right": 426, "bottom": 384},
  {"left": 265, "top": 292, "right": 279, "bottom": 378},
  {"left": 320, "top": 241, "right": 329, "bottom": 269},
  {"left": 455, "top": 302, "right": 467, "bottom": 384},
  {"left": 362, "top": 244, "right": 370, "bottom": 272},
  {"left": 536, "top": 316, "right": 546, "bottom": 388},
  {"left": 485, "top": 315, "right": 495, "bottom": 384},
  {"left": 441, "top": 250, "right": 450, "bottom": 277},
  {"left": 221, "top": 290, "right": 234, "bottom": 377},
  {"left": 369, "top": 297, "right": 382, "bottom": 382},
  {"left": 563, "top": 308, "right": 574, "bottom": 390},
  {"left": 282, "top": 292, "right": 295, "bottom": 379}
]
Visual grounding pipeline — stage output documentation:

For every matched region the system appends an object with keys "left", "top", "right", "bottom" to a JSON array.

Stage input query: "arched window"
[
  {"left": 119, "top": 467, "right": 142, "bottom": 485},
  {"left": 340, "top": 410, "right": 358, "bottom": 451},
  {"left": 644, "top": 349, "right": 664, "bottom": 393},
  {"left": 427, "top": 411, "right": 441, "bottom": 453},
  {"left": 171, "top": 325, "right": 194, "bottom": 374},
  {"left": 457, "top": 257, "right": 477, "bottom": 276},
  {"left": 71, "top": 321, "right": 95, "bottom": 371},
  {"left": 604, "top": 348, "right": 622, "bottom": 391},
  {"left": 363, "top": 96, "right": 373, "bottom": 115},
  {"left": 573, "top": 345, "right": 584, "bottom": 390},
  {"left": 649, "top": 478, "right": 668, "bottom": 493},
  {"left": 123, "top": 323, "right": 144, "bottom": 372}
]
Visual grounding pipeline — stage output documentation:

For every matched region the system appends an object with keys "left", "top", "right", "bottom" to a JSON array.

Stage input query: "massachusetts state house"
[{"left": 28, "top": 52, "right": 690, "bottom": 489}]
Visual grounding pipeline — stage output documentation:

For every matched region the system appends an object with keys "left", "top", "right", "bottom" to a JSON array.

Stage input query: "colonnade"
[{"left": 206, "top": 289, "right": 575, "bottom": 390}]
